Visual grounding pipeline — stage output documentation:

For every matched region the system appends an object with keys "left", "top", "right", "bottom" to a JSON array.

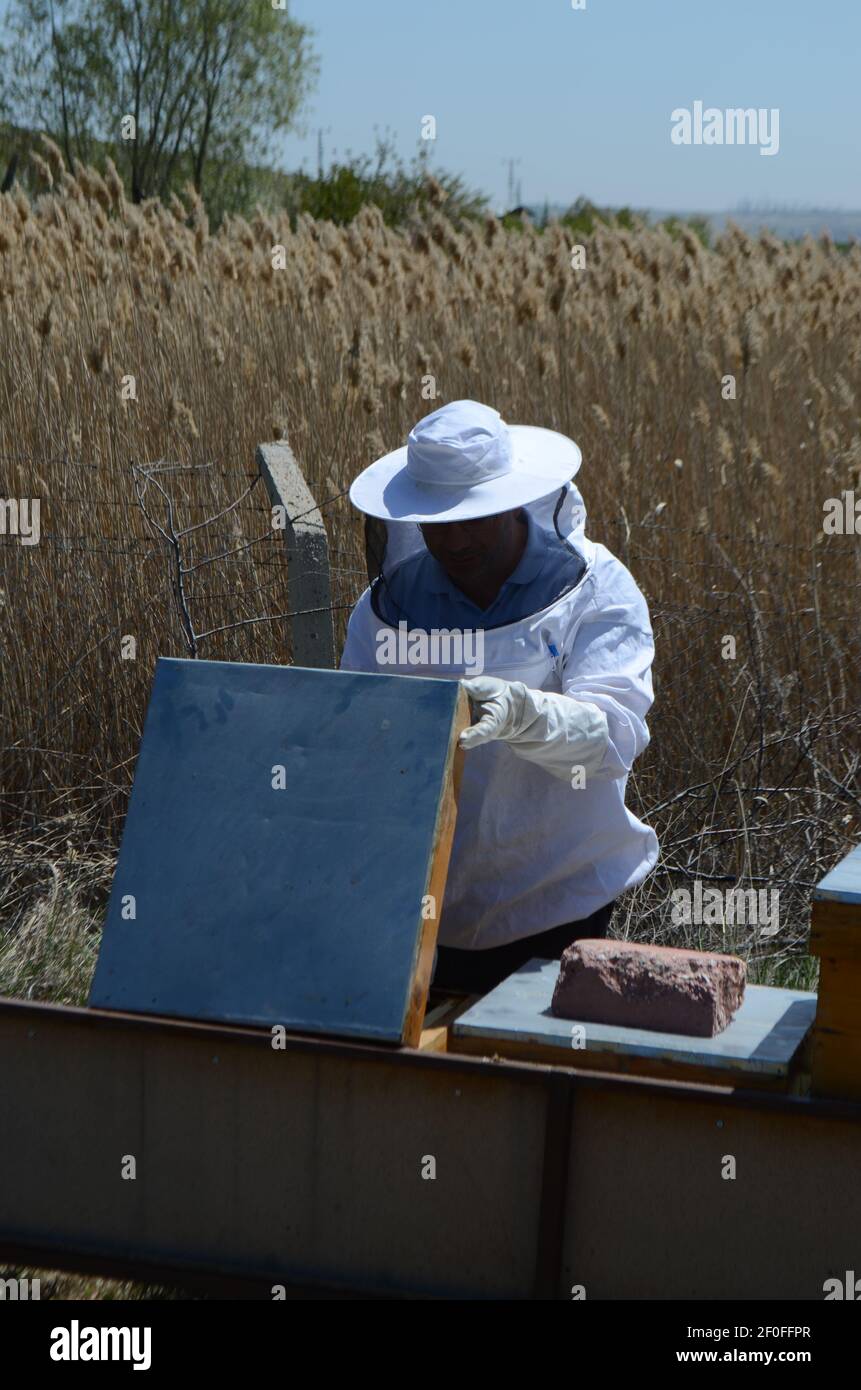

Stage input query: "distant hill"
[
  {"left": 525, "top": 200, "right": 861, "bottom": 243},
  {"left": 650, "top": 207, "right": 861, "bottom": 243}
]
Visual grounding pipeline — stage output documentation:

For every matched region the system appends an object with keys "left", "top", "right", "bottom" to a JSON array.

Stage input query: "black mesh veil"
[{"left": 363, "top": 480, "right": 590, "bottom": 631}]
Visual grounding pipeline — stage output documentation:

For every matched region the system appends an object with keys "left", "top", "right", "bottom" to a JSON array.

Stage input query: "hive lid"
[
  {"left": 452, "top": 960, "right": 817, "bottom": 1079},
  {"left": 89, "top": 658, "right": 466, "bottom": 1046},
  {"left": 813, "top": 844, "right": 861, "bottom": 905}
]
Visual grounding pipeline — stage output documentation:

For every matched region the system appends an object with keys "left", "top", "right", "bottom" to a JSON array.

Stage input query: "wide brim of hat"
[{"left": 349, "top": 425, "right": 582, "bottom": 523}]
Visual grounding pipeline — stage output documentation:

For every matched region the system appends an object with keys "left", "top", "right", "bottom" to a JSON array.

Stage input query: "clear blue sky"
[
  {"left": 2, "top": 0, "right": 857, "bottom": 212},
  {"left": 279, "top": 0, "right": 860, "bottom": 211}
]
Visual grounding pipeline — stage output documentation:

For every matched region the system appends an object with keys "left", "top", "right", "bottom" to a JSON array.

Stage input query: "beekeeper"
[{"left": 341, "top": 399, "right": 659, "bottom": 992}]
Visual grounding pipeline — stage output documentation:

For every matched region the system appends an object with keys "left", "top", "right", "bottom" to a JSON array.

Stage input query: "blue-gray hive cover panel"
[
  {"left": 453, "top": 960, "right": 817, "bottom": 1077},
  {"left": 89, "top": 658, "right": 462, "bottom": 1042},
  {"left": 813, "top": 844, "right": 861, "bottom": 905}
]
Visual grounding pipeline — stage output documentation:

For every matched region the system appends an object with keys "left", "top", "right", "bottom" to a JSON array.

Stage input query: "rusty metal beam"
[{"left": 2, "top": 996, "right": 861, "bottom": 1299}]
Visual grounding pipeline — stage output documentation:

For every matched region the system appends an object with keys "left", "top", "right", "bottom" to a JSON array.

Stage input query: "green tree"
[
  {"left": 0, "top": 0, "right": 318, "bottom": 207},
  {"left": 279, "top": 136, "right": 488, "bottom": 227}
]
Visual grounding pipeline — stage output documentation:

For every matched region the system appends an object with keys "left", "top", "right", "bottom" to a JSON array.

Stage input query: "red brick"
[{"left": 550, "top": 938, "right": 746, "bottom": 1037}]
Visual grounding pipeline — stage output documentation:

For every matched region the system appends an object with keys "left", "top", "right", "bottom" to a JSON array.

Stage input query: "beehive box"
[{"left": 810, "top": 845, "right": 861, "bottom": 1099}]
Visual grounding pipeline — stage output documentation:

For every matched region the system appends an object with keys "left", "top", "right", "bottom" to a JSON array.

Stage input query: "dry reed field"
[{"left": 2, "top": 138, "right": 861, "bottom": 1009}]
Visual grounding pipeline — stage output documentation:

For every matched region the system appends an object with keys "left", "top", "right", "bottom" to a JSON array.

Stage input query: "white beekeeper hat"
[{"left": 349, "top": 399, "right": 582, "bottom": 523}]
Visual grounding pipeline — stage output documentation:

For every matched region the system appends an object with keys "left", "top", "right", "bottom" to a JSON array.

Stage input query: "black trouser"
[{"left": 432, "top": 899, "right": 616, "bottom": 995}]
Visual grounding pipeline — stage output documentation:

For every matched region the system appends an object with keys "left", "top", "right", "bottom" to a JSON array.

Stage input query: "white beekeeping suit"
[{"left": 340, "top": 401, "right": 659, "bottom": 950}]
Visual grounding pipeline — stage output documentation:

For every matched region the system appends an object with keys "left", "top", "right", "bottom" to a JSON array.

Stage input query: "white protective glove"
[{"left": 459, "top": 676, "right": 609, "bottom": 782}]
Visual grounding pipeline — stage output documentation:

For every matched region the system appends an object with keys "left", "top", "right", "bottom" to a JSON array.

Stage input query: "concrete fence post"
[{"left": 256, "top": 440, "right": 335, "bottom": 670}]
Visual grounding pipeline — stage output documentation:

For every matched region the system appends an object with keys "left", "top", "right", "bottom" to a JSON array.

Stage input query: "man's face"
[{"left": 420, "top": 510, "right": 520, "bottom": 584}]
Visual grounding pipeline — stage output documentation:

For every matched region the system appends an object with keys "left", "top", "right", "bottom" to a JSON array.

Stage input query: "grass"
[
  {"left": 0, "top": 138, "right": 858, "bottom": 1296},
  {"left": 2, "top": 141, "right": 857, "bottom": 987}
]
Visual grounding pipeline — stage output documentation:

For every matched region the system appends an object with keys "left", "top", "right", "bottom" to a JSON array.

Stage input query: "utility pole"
[
  {"left": 317, "top": 126, "right": 333, "bottom": 179},
  {"left": 501, "top": 156, "right": 522, "bottom": 210}
]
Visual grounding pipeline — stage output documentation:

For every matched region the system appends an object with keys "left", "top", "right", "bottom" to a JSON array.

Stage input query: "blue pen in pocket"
[{"left": 542, "top": 631, "right": 564, "bottom": 682}]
